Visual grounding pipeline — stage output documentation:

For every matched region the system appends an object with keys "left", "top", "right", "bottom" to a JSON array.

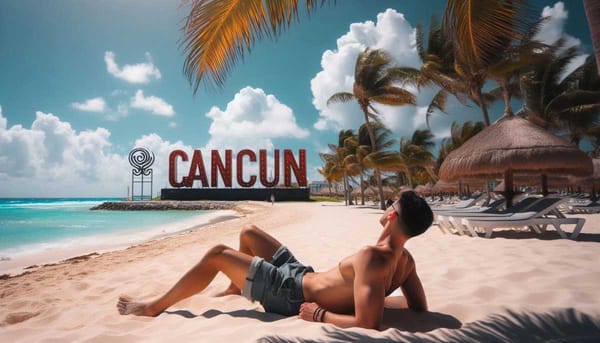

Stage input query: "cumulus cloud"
[
  {"left": 0, "top": 107, "right": 129, "bottom": 196},
  {"left": 205, "top": 86, "right": 309, "bottom": 151},
  {"left": 311, "top": 8, "right": 463, "bottom": 141},
  {"left": 104, "top": 51, "right": 161, "bottom": 84},
  {"left": 130, "top": 90, "right": 175, "bottom": 117},
  {"left": 71, "top": 97, "right": 107, "bottom": 112},
  {"left": 536, "top": 2, "right": 588, "bottom": 78}
]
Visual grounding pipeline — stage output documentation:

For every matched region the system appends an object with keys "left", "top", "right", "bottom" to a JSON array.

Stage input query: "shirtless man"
[{"left": 117, "top": 191, "right": 433, "bottom": 330}]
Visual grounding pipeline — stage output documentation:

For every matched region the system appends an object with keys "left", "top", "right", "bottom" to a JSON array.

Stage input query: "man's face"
[{"left": 391, "top": 200, "right": 401, "bottom": 219}]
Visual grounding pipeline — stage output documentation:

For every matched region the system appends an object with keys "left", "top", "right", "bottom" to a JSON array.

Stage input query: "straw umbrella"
[
  {"left": 439, "top": 115, "right": 593, "bottom": 207},
  {"left": 432, "top": 180, "right": 458, "bottom": 193},
  {"left": 414, "top": 183, "right": 433, "bottom": 196},
  {"left": 570, "top": 158, "right": 600, "bottom": 199}
]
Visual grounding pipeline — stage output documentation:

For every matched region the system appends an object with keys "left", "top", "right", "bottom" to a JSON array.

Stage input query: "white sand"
[{"left": 1, "top": 201, "right": 599, "bottom": 342}]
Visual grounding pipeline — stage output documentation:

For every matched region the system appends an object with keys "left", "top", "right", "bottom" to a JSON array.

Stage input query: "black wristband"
[{"left": 320, "top": 309, "right": 327, "bottom": 322}]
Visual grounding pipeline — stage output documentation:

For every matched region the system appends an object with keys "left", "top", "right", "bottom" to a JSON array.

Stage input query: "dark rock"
[{"left": 90, "top": 200, "right": 238, "bottom": 211}]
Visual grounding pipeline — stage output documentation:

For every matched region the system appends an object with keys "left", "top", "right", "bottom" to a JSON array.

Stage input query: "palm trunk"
[
  {"left": 473, "top": 88, "right": 491, "bottom": 126},
  {"left": 361, "top": 104, "right": 386, "bottom": 210},
  {"left": 343, "top": 172, "right": 348, "bottom": 206},
  {"left": 501, "top": 80, "right": 513, "bottom": 117},
  {"left": 360, "top": 173, "right": 365, "bottom": 205},
  {"left": 584, "top": 0, "right": 600, "bottom": 77}
]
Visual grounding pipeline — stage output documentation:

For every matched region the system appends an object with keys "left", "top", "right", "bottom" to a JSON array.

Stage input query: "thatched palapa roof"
[{"left": 439, "top": 116, "right": 592, "bottom": 181}]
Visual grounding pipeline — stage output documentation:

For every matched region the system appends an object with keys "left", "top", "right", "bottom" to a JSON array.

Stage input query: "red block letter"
[
  {"left": 184, "top": 150, "right": 209, "bottom": 187},
  {"left": 284, "top": 149, "right": 307, "bottom": 187},
  {"left": 211, "top": 150, "right": 232, "bottom": 187},
  {"left": 259, "top": 149, "right": 279, "bottom": 187},
  {"left": 236, "top": 149, "right": 257, "bottom": 187},
  {"left": 169, "top": 150, "right": 188, "bottom": 188}
]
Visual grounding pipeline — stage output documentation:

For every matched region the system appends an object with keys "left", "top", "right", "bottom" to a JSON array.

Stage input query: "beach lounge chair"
[
  {"left": 455, "top": 197, "right": 584, "bottom": 239},
  {"left": 435, "top": 197, "right": 543, "bottom": 235},
  {"left": 567, "top": 202, "right": 600, "bottom": 214},
  {"left": 434, "top": 198, "right": 506, "bottom": 234}
]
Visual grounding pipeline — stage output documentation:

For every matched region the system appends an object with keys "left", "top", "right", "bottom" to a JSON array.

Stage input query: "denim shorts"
[{"left": 242, "top": 246, "right": 314, "bottom": 316}]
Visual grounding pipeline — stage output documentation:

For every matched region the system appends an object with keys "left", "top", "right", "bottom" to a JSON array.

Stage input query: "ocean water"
[{"left": 0, "top": 198, "right": 212, "bottom": 261}]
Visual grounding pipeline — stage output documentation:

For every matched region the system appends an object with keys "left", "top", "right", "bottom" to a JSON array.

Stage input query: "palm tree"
[
  {"left": 444, "top": 0, "right": 536, "bottom": 126},
  {"left": 398, "top": 129, "right": 437, "bottom": 187},
  {"left": 327, "top": 48, "right": 416, "bottom": 209},
  {"left": 319, "top": 129, "right": 356, "bottom": 205},
  {"left": 486, "top": 20, "right": 547, "bottom": 117},
  {"left": 347, "top": 122, "right": 405, "bottom": 205},
  {"left": 520, "top": 42, "right": 600, "bottom": 148},
  {"left": 317, "top": 162, "right": 336, "bottom": 196}
]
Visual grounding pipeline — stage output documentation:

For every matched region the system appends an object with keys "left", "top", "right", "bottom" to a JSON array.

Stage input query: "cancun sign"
[{"left": 168, "top": 149, "right": 307, "bottom": 188}]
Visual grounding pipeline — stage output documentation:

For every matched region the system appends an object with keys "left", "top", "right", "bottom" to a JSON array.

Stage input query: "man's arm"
[
  {"left": 400, "top": 263, "right": 428, "bottom": 311},
  {"left": 300, "top": 248, "right": 388, "bottom": 329}
]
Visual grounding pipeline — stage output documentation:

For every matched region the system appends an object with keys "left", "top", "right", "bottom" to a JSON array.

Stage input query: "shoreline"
[{"left": 0, "top": 207, "right": 243, "bottom": 277}]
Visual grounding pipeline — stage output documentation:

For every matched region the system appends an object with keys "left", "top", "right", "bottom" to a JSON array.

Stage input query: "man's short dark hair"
[{"left": 398, "top": 191, "right": 433, "bottom": 237}]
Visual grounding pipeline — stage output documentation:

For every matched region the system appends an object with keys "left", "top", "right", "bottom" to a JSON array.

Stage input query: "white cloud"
[
  {"left": 104, "top": 51, "right": 161, "bottom": 84},
  {"left": 310, "top": 8, "right": 457, "bottom": 140},
  {"left": 71, "top": 97, "right": 107, "bottom": 112},
  {"left": 0, "top": 108, "right": 129, "bottom": 196},
  {"left": 536, "top": 2, "right": 588, "bottom": 78},
  {"left": 205, "top": 86, "right": 309, "bottom": 151},
  {"left": 130, "top": 90, "right": 175, "bottom": 117},
  {"left": 168, "top": 122, "right": 177, "bottom": 128}
]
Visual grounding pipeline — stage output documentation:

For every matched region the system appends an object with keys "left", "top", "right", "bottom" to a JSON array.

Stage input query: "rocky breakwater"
[{"left": 90, "top": 201, "right": 238, "bottom": 211}]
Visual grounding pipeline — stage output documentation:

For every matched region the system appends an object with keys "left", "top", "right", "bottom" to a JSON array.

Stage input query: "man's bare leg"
[
  {"left": 216, "top": 224, "right": 282, "bottom": 296},
  {"left": 117, "top": 244, "right": 253, "bottom": 316}
]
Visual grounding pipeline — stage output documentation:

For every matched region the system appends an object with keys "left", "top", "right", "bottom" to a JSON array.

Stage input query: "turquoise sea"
[{"left": 0, "top": 198, "right": 212, "bottom": 262}]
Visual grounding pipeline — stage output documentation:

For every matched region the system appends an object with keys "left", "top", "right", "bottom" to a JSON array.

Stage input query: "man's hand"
[{"left": 299, "top": 302, "right": 321, "bottom": 322}]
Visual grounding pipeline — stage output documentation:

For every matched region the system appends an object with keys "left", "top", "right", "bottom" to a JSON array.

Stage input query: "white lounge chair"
[
  {"left": 436, "top": 197, "right": 540, "bottom": 235},
  {"left": 455, "top": 197, "right": 584, "bottom": 239},
  {"left": 567, "top": 202, "right": 600, "bottom": 214}
]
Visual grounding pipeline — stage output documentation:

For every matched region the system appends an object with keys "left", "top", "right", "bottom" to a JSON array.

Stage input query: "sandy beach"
[{"left": 1, "top": 200, "right": 600, "bottom": 342}]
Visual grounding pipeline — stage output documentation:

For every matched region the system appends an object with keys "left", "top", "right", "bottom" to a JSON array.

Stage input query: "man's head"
[{"left": 390, "top": 191, "right": 433, "bottom": 238}]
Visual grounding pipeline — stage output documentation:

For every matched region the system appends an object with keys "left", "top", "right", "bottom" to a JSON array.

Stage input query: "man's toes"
[{"left": 118, "top": 295, "right": 132, "bottom": 302}]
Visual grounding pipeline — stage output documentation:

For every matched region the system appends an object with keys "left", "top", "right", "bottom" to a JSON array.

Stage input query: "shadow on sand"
[
  {"left": 258, "top": 308, "right": 600, "bottom": 343},
  {"left": 164, "top": 308, "right": 284, "bottom": 322}
]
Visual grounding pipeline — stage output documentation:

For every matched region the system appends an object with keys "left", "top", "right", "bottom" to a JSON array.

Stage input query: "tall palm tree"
[
  {"left": 317, "top": 161, "right": 337, "bottom": 196},
  {"left": 319, "top": 129, "right": 356, "bottom": 205},
  {"left": 347, "top": 122, "right": 405, "bottom": 205},
  {"left": 398, "top": 129, "right": 437, "bottom": 187},
  {"left": 327, "top": 48, "right": 416, "bottom": 209}
]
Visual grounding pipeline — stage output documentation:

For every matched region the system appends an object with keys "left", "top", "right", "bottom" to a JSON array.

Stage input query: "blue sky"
[{"left": 0, "top": 0, "right": 593, "bottom": 197}]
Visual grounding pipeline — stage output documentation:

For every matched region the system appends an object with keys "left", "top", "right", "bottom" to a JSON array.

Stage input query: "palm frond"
[
  {"left": 425, "top": 89, "right": 448, "bottom": 126},
  {"left": 370, "top": 87, "right": 416, "bottom": 106},
  {"left": 444, "top": 0, "right": 532, "bottom": 72},
  {"left": 327, "top": 92, "right": 355, "bottom": 106},
  {"left": 181, "top": 0, "right": 328, "bottom": 91}
]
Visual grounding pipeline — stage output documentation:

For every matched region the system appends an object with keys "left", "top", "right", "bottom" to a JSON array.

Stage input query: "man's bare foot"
[
  {"left": 117, "top": 295, "right": 160, "bottom": 317},
  {"left": 213, "top": 285, "right": 241, "bottom": 297}
]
